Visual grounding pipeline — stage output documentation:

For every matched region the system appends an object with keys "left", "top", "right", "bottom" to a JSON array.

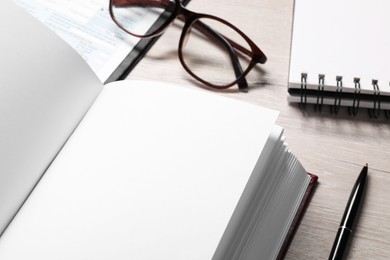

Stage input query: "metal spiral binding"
[
  {"left": 300, "top": 73, "right": 308, "bottom": 108},
  {"left": 368, "top": 80, "right": 381, "bottom": 119},
  {"left": 331, "top": 76, "right": 343, "bottom": 114},
  {"left": 314, "top": 74, "right": 325, "bottom": 112},
  {"left": 348, "top": 78, "right": 361, "bottom": 116},
  {"left": 298, "top": 73, "right": 388, "bottom": 119}
]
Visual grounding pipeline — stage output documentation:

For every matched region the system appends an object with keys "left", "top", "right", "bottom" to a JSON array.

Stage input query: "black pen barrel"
[
  {"left": 328, "top": 228, "right": 351, "bottom": 260},
  {"left": 328, "top": 165, "right": 368, "bottom": 260},
  {"left": 341, "top": 166, "right": 368, "bottom": 229}
]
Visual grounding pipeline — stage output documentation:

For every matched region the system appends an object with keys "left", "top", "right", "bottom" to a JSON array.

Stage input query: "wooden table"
[{"left": 128, "top": 0, "right": 390, "bottom": 258}]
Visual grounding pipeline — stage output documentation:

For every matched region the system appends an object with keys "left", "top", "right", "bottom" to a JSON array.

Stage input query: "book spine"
[{"left": 276, "top": 173, "right": 318, "bottom": 260}]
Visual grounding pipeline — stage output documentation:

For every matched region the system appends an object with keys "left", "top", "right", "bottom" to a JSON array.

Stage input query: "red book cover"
[{"left": 276, "top": 173, "right": 318, "bottom": 260}]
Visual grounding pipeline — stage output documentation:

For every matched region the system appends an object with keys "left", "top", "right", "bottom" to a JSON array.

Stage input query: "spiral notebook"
[{"left": 288, "top": 0, "right": 390, "bottom": 117}]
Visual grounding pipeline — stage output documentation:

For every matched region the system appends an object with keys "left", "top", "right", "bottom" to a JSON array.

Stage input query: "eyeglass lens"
[
  {"left": 110, "top": 0, "right": 176, "bottom": 37},
  {"left": 181, "top": 18, "right": 252, "bottom": 87}
]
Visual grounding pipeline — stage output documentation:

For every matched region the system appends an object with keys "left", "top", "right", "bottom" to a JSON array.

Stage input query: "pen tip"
[{"left": 365, "top": 163, "right": 368, "bottom": 167}]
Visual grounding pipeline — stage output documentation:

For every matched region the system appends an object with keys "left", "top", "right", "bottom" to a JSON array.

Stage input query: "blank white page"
[
  {"left": 0, "top": 0, "right": 102, "bottom": 234},
  {"left": 289, "top": 0, "right": 390, "bottom": 93},
  {"left": 0, "top": 80, "right": 278, "bottom": 260}
]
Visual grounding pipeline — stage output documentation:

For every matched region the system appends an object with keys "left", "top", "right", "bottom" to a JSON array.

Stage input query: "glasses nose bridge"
[
  {"left": 177, "top": 9, "right": 207, "bottom": 50},
  {"left": 176, "top": 4, "right": 199, "bottom": 25}
]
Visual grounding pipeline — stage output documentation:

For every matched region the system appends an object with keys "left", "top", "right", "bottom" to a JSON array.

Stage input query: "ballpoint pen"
[{"left": 328, "top": 164, "right": 368, "bottom": 260}]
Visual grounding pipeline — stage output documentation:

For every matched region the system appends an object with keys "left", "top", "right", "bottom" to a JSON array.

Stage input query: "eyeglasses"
[{"left": 109, "top": 0, "right": 267, "bottom": 91}]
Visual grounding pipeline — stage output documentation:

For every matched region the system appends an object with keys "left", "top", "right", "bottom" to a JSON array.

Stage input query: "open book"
[{"left": 0, "top": 2, "right": 317, "bottom": 259}]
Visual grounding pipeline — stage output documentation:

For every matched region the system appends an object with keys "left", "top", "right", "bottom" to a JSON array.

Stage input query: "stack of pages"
[{"left": 0, "top": 1, "right": 317, "bottom": 259}]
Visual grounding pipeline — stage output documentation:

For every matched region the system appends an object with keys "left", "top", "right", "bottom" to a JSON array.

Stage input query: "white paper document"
[{"left": 15, "top": 0, "right": 159, "bottom": 82}]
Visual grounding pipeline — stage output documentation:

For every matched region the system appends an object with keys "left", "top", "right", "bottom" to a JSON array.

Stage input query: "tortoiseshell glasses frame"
[{"left": 109, "top": 0, "right": 267, "bottom": 91}]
